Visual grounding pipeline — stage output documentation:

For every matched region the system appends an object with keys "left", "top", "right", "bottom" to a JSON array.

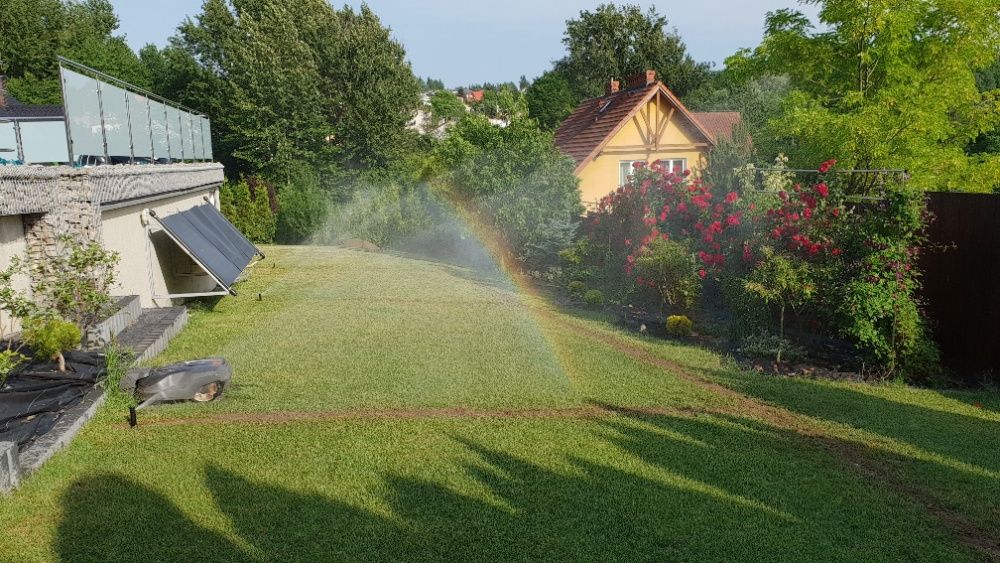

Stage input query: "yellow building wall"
[{"left": 576, "top": 96, "right": 709, "bottom": 207}]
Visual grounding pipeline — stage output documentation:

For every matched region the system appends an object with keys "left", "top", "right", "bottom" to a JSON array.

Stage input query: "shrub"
[
  {"left": 583, "top": 289, "right": 605, "bottom": 307},
  {"left": 431, "top": 115, "right": 582, "bottom": 269},
  {"left": 567, "top": 280, "right": 586, "bottom": 297},
  {"left": 573, "top": 159, "right": 938, "bottom": 378},
  {"left": 276, "top": 173, "right": 329, "bottom": 244},
  {"left": 738, "top": 332, "right": 806, "bottom": 364},
  {"left": 22, "top": 317, "right": 81, "bottom": 372},
  {"left": 742, "top": 246, "right": 815, "bottom": 338},
  {"left": 633, "top": 238, "right": 702, "bottom": 313},
  {"left": 665, "top": 315, "right": 693, "bottom": 337},
  {"left": 0, "top": 349, "right": 26, "bottom": 382},
  {"left": 220, "top": 177, "right": 278, "bottom": 243},
  {"left": 321, "top": 181, "right": 440, "bottom": 247},
  {"left": 15, "top": 235, "right": 120, "bottom": 331}
]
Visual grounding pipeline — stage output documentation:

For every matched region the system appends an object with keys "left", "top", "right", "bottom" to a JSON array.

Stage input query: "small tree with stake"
[
  {"left": 742, "top": 246, "right": 815, "bottom": 362},
  {"left": 0, "top": 234, "right": 119, "bottom": 372},
  {"left": 22, "top": 317, "right": 81, "bottom": 373}
]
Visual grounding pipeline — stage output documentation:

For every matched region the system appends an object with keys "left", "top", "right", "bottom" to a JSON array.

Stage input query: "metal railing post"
[
  {"left": 95, "top": 80, "right": 109, "bottom": 161},
  {"left": 124, "top": 88, "right": 135, "bottom": 163},
  {"left": 13, "top": 121, "right": 24, "bottom": 163},
  {"left": 145, "top": 96, "right": 155, "bottom": 161},
  {"left": 201, "top": 119, "right": 208, "bottom": 162},
  {"left": 163, "top": 104, "right": 172, "bottom": 162}
]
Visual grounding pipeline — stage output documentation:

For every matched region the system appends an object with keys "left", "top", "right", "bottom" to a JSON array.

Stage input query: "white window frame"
[
  {"left": 620, "top": 158, "right": 688, "bottom": 185},
  {"left": 619, "top": 160, "right": 646, "bottom": 185},
  {"left": 658, "top": 158, "right": 687, "bottom": 174}
]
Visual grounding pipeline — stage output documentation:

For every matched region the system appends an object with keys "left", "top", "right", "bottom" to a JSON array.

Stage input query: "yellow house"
[{"left": 555, "top": 70, "right": 741, "bottom": 207}]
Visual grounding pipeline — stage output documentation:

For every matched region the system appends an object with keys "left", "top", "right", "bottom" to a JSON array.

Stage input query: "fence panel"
[
  {"left": 0, "top": 122, "right": 16, "bottom": 159},
  {"left": 99, "top": 82, "right": 132, "bottom": 161},
  {"left": 18, "top": 121, "right": 70, "bottom": 164},
  {"left": 921, "top": 192, "right": 1000, "bottom": 380},
  {"left": 62, "top": 68, "right": 105, "bottom": 162}
]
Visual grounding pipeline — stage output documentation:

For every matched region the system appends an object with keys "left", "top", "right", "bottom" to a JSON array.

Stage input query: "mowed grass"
[{"left": 1, "top": 245, "right": 997, "bottom": 562}]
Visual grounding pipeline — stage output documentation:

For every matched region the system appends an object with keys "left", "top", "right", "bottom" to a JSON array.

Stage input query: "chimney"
[
  {"left": 605, "top": 79, "right": 621, "bottom": 96},
  {"left": 625, "top": 70, "right": 657, "bottom": 90}
]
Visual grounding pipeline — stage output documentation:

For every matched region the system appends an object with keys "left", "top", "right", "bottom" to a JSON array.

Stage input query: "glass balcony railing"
[{"left": 0, "top": 57, "right": 213, "bottom": 167}]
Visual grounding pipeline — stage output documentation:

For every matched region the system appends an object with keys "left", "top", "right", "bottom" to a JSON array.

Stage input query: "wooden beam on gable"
[
  {"left": 641, "top": 102, "right": 652, "bottom": 145},
  {"left": 599, "top": 143, "right": 709, "bottom": 156},
  {"left": 654, "top": 106, "right": 675, "bottom": 150},
  {"left": 631, "top": 115, "right": 649, "bottom": 146}
]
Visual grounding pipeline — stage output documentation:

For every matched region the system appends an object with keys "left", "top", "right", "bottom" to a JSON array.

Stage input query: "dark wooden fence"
[{"left": 921, "top": 192, "right": 1000, "bottom": 381}]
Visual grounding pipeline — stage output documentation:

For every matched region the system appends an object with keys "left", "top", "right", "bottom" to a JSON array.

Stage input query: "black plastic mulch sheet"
[{"left": 0, "top": 351, "right": 106, "bottom": 448}]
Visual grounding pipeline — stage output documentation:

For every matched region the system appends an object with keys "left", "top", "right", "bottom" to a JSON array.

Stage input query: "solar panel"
[{"left": 152, "top": 204, "right": 262, "bottom": 293}]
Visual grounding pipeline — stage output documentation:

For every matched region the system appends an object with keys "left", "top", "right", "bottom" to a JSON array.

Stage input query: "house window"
[
  {"left": 620, "top": 158, "right": 688, "bottom": 185},
  {"left": 619, "top": 160, "right": 646, "bottom": 185},
  {"left": 657, "top": 158, "right": 687, "bottom": 174}
]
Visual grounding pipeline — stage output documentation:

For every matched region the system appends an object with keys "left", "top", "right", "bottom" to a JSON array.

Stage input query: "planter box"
[{"left": 84, "top": 295, "right": 141, "bottom": 349}]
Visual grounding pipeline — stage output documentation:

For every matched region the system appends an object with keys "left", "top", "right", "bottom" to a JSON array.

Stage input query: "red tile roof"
[
  {"left": 690, "top": 111, "right": 742, "bottom": 142},
  {"left": 554, "top": 82, "right": 734, "bottom": 173}
]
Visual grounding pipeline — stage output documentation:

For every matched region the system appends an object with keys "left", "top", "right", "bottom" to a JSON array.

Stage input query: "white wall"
[
  {"left": 0, "top": 215, "right": 27, "bottom": 333},
  {"left": 100, "top": 188, "right": 220, "bottom": 307}
]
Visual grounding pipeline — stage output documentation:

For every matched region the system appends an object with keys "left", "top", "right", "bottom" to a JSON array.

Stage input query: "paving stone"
[{"left": 0, "top": 441, "right": 22, "bottom": 494}]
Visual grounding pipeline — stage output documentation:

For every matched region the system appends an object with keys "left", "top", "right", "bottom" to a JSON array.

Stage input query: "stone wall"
[
  {"left": 0, "top": 163, "right": 224, "bottom": 265},
  {"left": 0, "top": 163, "right": 224, "bottom": 216},
  {"left": 0, "top": 163, "right": 225, "bottom": 319}
]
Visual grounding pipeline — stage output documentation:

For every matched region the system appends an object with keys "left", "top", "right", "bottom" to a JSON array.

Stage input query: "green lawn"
[{"left": 1, "top": 245, "right": 997, "bottom": 562}]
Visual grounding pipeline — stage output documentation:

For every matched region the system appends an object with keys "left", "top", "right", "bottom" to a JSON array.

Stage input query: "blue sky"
[{"left": 109, "top": 1, "right": 819, "bottom": 87}]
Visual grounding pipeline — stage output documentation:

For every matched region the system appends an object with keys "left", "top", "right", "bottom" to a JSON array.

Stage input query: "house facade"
[
  {"left": 555, "top": 70, "right": 741, "bottom": 207},
  {"left": 1, "top": 60, "right": 258, "bottom": 334}
]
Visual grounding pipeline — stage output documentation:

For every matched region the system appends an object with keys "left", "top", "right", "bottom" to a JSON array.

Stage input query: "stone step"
[
  {"left": 114, "top": 307, "right": 188, "bottom": 364},
  {"left": 86, "top": 295, "right": 142, "bottom": 349}
]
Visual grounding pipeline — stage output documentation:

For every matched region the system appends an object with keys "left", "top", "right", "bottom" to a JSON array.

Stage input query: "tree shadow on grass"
[
  {"left": 705, "top": 368, "right": 1000, "bottom": 474},
  {"left": 56, "top": 412, "right": 977, "bottom": 562},
  {"left": 54, "top": 474, "right": 254, "bottom": 563}
]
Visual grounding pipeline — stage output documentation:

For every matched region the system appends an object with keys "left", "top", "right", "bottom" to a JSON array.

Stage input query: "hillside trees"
[
  {"left": 0, "top": 0, "right": 148, "bottom": 104},
  {"left": 726, "top": 0, "right": 1000, "bottom": 191},
  {"left": 554, "top": 4, "right": 711, "bottom": 101}
]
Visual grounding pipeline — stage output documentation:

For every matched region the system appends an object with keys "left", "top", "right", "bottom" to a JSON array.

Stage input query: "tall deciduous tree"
[
  {"left": 686, "top": 74, "right": 793, "bottom": 163},
  {"left": 0, "top": 0, "right": 148, "bottom": 104},
  {"left": 728, "top": 0, "right": 1000, "bottom": 191},
  {"left": 147, "top": 0, "right": 420, "bottom": 177},
  {"left": 525, "top": 70, "right": 578, "bottom": 130},
  {"left": 970, "top": 56, "right": 1000, "bottom": 158},
  {"left": 554, "top": 4, "right": 711, "bottom": 100}
]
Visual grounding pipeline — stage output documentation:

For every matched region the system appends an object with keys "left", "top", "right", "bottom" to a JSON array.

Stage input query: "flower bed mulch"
[{"left": 0, "top": 350, "right": 106, "bottom": 448}]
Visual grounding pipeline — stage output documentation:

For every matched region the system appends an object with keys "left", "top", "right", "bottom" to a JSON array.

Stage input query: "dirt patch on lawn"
[
  {"left": 824, "top": 441, "right": 1000, "bottom": 561},
  {"left": 119, "top": 404, "right": 698, "bottom": 428},
  {"left": 552, "top": 312, "right": 1000, "bottom": 561}
]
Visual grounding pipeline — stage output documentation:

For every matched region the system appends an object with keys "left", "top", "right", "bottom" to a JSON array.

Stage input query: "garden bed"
[{"left": 0, "top": 350, "right": 106, "bottom": 450}]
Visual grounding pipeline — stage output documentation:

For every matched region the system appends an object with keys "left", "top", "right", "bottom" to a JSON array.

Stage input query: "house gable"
[
  {"left": 554, "top": 72, "right": 742, "bottom": 206},
  {"left": 599, "top": 89, "right": 711, "bottom": 160},
  {"left": 554, "top": 79, "right": 715, "bottom": 175}
]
